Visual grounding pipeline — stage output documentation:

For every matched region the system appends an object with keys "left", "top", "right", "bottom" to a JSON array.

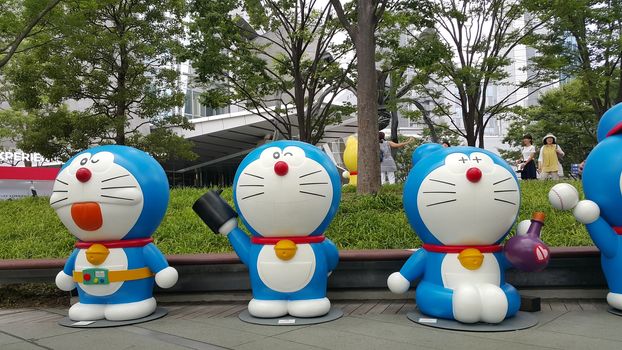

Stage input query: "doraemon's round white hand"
[
  {"left": 387, "top": 272, "right": 410, "bottom": 294},
  {"left": 573, "top": 200, "right": 600, "bottom": 224},
  {"left": 155, "top": 266, "right": 178, "bottom": 289},
  {"left": 218, "top": 218, "right": 238, "bottom": 236},
  {"left": 342, "top": 170, "right": 350, "bottom": 179},
  {"left": 55, "top": 271, "right": 76, "bottom": 291},
  {"left": 516, "top": 220, "right": 531, "bottom": 236}
]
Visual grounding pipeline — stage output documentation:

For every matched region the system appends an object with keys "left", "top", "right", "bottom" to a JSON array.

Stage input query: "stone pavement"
[{"left": 0, "top": 300, "right": 620, "bottom": 350}]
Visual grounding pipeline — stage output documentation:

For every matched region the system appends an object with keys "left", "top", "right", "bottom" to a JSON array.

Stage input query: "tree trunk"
[{"left": 355, "top": 0, "right": 380, "bottom": 194}]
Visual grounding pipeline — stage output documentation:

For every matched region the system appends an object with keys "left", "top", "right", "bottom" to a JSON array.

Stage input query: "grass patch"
[{"left": 0, "top": 180, "right": 591, "bottom": 259}]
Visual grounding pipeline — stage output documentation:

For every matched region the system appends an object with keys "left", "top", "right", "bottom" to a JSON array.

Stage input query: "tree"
[
  {"left": 187, "top": 0, "right": 354, "bottom": 145},
  {"left": 4, "top": 0, "right": 195, "bottom": 162},
  {"left": 527, "top": 0, "right": 622, "bottom": 119},
  {"left": 398, "top": 0, "right": 559, "bottom": 148},
  {"left": 329, "top": 0, "right": 395, "bottom": 194},
  {"left": 502, "top": 79, "right": 597, "bottom": 170},
  {"left": 0, "top": 0, "right": 62, "bottom": 70}
]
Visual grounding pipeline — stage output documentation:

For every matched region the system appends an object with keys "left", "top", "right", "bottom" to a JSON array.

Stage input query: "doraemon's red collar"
[
  {"left": 75, "top": 238, "right": 153, "bottom": 249},
  {"left": 606, "top": 121, "right": 622, "bottom": 138},
  {"left": 251, "top": 235, "right": 325, "bottom": 245},
  {"left": 614, "top": 227, "right": 622, "bottom": 235},
  {"left": 423, "top": 243, "right": 503, "bottom": 253}
]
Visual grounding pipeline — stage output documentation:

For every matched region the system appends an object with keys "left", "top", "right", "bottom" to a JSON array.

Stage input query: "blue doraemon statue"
[
  {"left": 52, "top": 145, "right": 178, "bottom": 321},
  {"left": 550, "top": 103, "right": 622, "bottom": 311},
  {"left": 388, "top": 144, "right": 550, "bottom": 324},
  {"left": 193, "top": 140, "right": 340, "bottom": 318}
]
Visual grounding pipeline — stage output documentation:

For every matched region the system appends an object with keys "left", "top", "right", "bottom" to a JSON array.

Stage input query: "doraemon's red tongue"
[{"left": 71, "top": 202, "right": 103, "bottom": 231}]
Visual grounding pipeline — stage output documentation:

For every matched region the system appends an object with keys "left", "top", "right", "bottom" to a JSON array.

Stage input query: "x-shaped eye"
[
  {"left": 472, "top": 156, "right": 482, "bottom": 163},
  {"left": 459, "top": 156, "right": 469, "bottom": 164}
]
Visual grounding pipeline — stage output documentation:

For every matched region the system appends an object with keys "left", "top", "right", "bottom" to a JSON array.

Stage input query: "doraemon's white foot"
[
  {"left": 452, "top": 284, "right": 481, "bottom": 323},
  {"left": 104, "top": 298, "right": 156, "bottom": 321},
  {"left": 288, "top": 298, "right": 330, "bottom": 318},
  {"left": 68, "top": 302, "right": 106, "bottom": 321},
  {"left": 477, "top": 284, "right": 508, "bottom": 324},
  {"left": 248, "top": 299, "right": 288, "bottom": 318},
  {"left": 607, "top": 292, "right": 622, "bottom": 310}
]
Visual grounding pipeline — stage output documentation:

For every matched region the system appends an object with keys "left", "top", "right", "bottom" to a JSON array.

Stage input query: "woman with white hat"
[{"left": 538, "top": 133, "right": 565, "bottom": 180}]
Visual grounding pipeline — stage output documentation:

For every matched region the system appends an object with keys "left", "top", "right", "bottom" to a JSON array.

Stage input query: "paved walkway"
[{"left": 0, "top": 300, "right": 620, "bottom": 350}]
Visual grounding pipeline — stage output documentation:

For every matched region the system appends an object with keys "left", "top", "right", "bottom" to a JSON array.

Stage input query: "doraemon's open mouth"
[{"left": 71, "top": 202, "right": 103, "bottom": 231}]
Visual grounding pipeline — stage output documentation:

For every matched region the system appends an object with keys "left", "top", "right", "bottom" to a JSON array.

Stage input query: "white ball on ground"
[
  {"left": 548, "top": 183, "right": 580, "bottom": 211},
  {"left": 573, "top": 200, "right": 600, "bottom": 224},
  {"left": 516, "top": 220, "right": 531, "bottom": 236}
]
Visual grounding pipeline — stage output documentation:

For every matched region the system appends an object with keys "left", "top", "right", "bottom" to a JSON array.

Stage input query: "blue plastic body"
[
  {"left": 582, "top": 106, "right": 622, "bottom": 296},
  {"left": 399, "top": 145, "right": 522, "bottom": 320},
  {"left": 59, "top": 145, "right": 171, "bottom": 304},
  {"left": 229, "top": 140, "right": 341, "bottom": 301}
]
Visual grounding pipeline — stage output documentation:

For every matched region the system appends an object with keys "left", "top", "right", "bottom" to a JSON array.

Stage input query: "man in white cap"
[{"left": 538, "top": 133, "right": 565, "bottom": 180}]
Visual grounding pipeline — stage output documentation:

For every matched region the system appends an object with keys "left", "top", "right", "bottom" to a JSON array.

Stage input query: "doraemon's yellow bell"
[
  {"left": 458, "top": 248, "right": 484, "bottom": 270},
  {"left": 86, "top": 243, "right": 110, "bottom": 266},
  {"left": 274, "top": 240, "right": 297, "bottom": 261}
]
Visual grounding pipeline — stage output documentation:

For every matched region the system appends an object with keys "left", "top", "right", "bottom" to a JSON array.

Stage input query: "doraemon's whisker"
[
  {"left": 299, "top": 182, "right": 328, "bottom": 186},
  {"left": 101, "top": 174, "right": 130, "bottom": 183},
  {"left": 494, "top": 198, "right": 516, "bottom": 205},
  {"left": 101, "top": 186, "right": 137, "bottom": 190},
  {"left": 427, "top": 199, "right": 457, "bottom": 207},
  {"left": 53, "top": 190, "right": 68, "bottom": 193},
  {"left": 244, "top": 172, "right": 264, "bottom": 180},
  {"left": 55, "top": 179, "right": 68, "bottom": 186},
  {"left": 493, "top": 177, "right": 512, "bottom": 186},
  {"left": 423, "top": 191, "right": 456, "bottom": 194},
  {"left": 50, "top": 197, "right": 68, "bottom": 205},
  {"left": 239, "top": 184, "right": 264, "bottom": 187},
  {"left": 101, "top": 194, "right": 134, "bottom": 201},
  {"left": 299, "top": 170, "right": 322, "bottom": 178},
  {"left": 494, "top": 189, "right": 517, "bottom": 193},
  {"left": 242, "top": 192, "right": 264, "bottom": 200},
  {"left": 429, "top": 179, "right": 456, "bottom": 186},
  {"left": 299, "top": 190, "right": 326, "bottom": 197}
]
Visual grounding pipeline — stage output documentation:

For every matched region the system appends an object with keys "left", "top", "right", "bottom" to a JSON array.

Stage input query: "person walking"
[
  {"left": 379, "top": 132, "right": 413, "bottom": 184},
  {"left": 538, "top": 133, "right": 565, "bottom": 180},
  {"left": 517, "top": 134, "right": 537, "bottom": 180}
]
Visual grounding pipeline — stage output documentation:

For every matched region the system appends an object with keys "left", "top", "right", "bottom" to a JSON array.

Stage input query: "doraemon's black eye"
[
  {"left": 284, "top": 152, "right": 293, "bottom": 156},
  {"left": 91, "top": 158, "right": 99, "bottom": 164},
  {"left": 80, "top": 157, "right": 88, "bottom": 165},
  {"left": 273, "top": 152, "right": 280, "bottom": 159}
]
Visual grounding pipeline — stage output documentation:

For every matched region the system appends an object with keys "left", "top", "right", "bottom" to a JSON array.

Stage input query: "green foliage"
[
  {"left": 0, "top": 0, "right": 62, "bottom": 70},
  {"left": 502, "top": 79, "right": 598, "bottom": 170},
  {"left": 0, "top": 181, "right": 592, "bottom": 259},
  {"left": 526, "top": 0, "right": 622, "bottom": 118},
  {"left": 187, "top": 0, "right": 354, "bottom": 144},
  {"left": 389, "top": 0, "right": 559, "bottom": 147},
  {"left": 4, "top": 0, "right": 194, "bottom": 162}
]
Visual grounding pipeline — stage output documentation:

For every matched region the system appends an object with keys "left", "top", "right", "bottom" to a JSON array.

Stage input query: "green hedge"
[{"left": 0, "top": 181, "right": 592, "bottom": 259}]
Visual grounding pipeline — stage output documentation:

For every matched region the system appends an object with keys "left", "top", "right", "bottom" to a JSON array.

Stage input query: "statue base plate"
[
  {"left": 59, "top": 307, "right": 168, "bottom": 328},
  {"left": 406, "top": 310, "right": 538, "bottom": 332},
  {"left": 238, "top": 307, "right": 343, "bottom": 326}
]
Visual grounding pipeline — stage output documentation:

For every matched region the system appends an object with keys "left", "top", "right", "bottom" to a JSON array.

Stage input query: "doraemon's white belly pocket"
[
  {"left": 257, "top": 244, "right": 316, "bottom": 293},
  {"left": 441, "top": 253, "right": 501, "bottom": 290},
  {"left": 75, "top": 248, "right": 128, "bottom": 296}
]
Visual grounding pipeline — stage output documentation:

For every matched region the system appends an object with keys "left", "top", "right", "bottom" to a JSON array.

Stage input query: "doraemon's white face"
[
  {"left": 415, "top": 152, "right": 520, "bottom": 245},
  {"left": 50, "top": 152, "right": 144, "bottom": 241},
  {"left": 235, "top": 146, "right": 333, "bottom": 237}
]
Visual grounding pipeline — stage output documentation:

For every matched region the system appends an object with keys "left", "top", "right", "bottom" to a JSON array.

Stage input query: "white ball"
[
  {"left": 342, "top": 170, "right": 350, "bottom": 179},
  {"left": 548, "top": 183, "right": 579, "bottom": 211},
  {"left": 516, "top": 220, "right": 531, "bottom": 236}
]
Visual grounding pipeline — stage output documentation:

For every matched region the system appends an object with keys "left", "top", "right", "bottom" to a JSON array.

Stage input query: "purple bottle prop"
[{"left": 504, "top": 212, "right": 550, "bottom": 272}]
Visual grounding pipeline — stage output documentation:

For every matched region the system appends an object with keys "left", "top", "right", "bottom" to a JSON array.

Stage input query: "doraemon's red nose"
[
  {"left": 274, "top": 161, "right": 289, "bottom": 176},
  {"left": 76, "top": 167, "right": 92, "bottom": 183},
  {"left": 466, "top": 167, "right": 482, "bottom": 183}
]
